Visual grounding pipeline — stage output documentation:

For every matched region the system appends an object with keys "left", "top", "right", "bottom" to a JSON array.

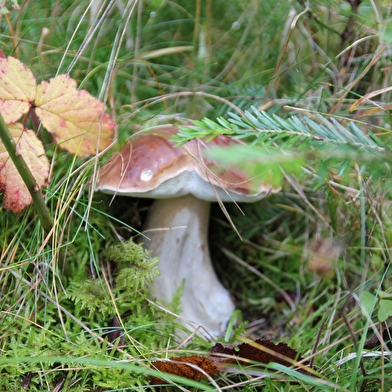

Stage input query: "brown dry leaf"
[
  {"left": 35, "top": 74, "right": 115, "bottom": 157},
  {"left": 106, "top": 310, "right": 133, "bottom": 348},
  {"left": 0, "top": 123, "right": 49, "bottom": 213},
  {"left": 0, "top": 56, "right": 36, "bottom": 123},
  {"left": 150, "top": 355, "right": 219, "bottom": 385},
  {"left": 150, "top": 339, "right": 306, "bottom": 385},
  {"left": 211, "top": 339, "right": 306, "bottom": 370}
]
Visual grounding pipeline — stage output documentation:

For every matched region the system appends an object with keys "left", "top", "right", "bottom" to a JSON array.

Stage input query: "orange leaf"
[
  {"left": 0, "top": 123, "right": 49, "bottom": 213},
  {"left": 35, "top": 74, "right": 115, "bottom": 157},
  {"left": 0, "top": 56, "right": 36, "bottom": 123}
]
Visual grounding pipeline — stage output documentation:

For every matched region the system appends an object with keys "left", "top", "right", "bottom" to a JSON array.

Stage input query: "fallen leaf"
[
  {"left": 0, "top": 123, "right": 49, "bottom": 213},
  {"left": 0, "top": 56, "right": 36, "bottom": 123},
  {"left": 106, "top": 310, "right": 133, "bottom": 347},
  {"left": 211, "top": 339, "right": 305, "bottom": 370},
  {"left": 35, "top": 74, "right": 115, "bottom": 157},
  {"left": 150, "top": 339, "right": 306, "bottom": 385},
  {"left": 150, "top": 356, "right": 219, "bottom": 385}
]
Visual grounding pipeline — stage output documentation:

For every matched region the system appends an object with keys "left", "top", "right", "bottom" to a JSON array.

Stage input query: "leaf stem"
[{"left": 0, "top": 113, "right": 53, "bottom": 233}]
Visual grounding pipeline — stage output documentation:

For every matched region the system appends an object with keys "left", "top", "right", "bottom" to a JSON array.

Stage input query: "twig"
[
  {"left": 0, "top": 113, "right": 53, "bottom": 233},
  {"left": 309, "top": 317, "right": 328, "bottom": 369},
  {"left": 339, "top": 306, "right": 368, "bottom": 391}
]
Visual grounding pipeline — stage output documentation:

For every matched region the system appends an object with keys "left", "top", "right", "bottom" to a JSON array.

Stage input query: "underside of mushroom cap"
[{"left": 96, "top": 126, "right": 280, "bottom": 202}]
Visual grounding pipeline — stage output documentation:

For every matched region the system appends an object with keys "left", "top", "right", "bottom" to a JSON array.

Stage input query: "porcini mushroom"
[{"left": 96, "top": 126, "right": 279, "bottom": 337}]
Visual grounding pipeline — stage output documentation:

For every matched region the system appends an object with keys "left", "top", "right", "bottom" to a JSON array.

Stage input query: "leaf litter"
[{"left": 150, "top": 339, "right": 309, "bottom": 385}]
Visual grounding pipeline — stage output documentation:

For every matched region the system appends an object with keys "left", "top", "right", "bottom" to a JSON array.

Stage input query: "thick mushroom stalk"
[{"left": 143, "top": 195, "right": 234, "bottom": 336}]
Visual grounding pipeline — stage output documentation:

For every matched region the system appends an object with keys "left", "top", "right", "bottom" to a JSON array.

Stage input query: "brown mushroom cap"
[{"left": 96, "top": 126, "right": 279, "bottom": 202}]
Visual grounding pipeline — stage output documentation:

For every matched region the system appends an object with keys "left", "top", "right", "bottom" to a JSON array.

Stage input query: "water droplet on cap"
[{"left": 141, "top": 169, "right": 153, "bottom": 181}]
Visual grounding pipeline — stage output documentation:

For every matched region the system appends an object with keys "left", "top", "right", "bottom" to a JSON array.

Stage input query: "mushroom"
[{"left": 96, "top": 126, "right": 279, "bottom": 338}]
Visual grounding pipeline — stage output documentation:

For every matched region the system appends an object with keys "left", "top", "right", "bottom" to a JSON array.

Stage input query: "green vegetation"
[{"left": 1, "top": 0, "right": 392, "bottom": 390}]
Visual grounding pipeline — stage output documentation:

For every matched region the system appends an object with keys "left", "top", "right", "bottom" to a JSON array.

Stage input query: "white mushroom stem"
[{"left": 142, "top": 194, "right": 235, "bottom": 337}]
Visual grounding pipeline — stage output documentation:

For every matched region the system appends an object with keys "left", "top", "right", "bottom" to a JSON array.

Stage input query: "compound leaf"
[
  {"left": 0, "top": 56, "right": 36, "bottom": 123},
  {"left": 0, "top": 123, "right": 49, "bottom": 213},
  {"left": 35, "top": 74, "right": 115, "bottom": 157}
]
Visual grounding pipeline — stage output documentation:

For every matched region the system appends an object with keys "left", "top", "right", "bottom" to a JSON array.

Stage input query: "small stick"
[{"left": 0, "top": 113, "right": 53, "bottom": 233}]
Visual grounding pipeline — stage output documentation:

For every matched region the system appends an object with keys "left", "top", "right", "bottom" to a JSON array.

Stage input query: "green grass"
[{"left": 1, "top": 0, "right": 392, "bottom": 390}]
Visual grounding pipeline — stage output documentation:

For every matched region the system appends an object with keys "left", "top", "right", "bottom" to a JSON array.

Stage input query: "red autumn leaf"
[
  {"left": 0, "top": 56, "right": 36, "bottom": 123},
  {"left": 0, "top": 123, "right": 49, "bottom": 213},
  {"left": 0, "top": 56, "right": 115, "bottom": 213},
  {"left": 0, "top": 56, "right": 115, "bottom": 157},
  {"left": 34, "top": 74, "right": 115, "bottom": 157}
]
